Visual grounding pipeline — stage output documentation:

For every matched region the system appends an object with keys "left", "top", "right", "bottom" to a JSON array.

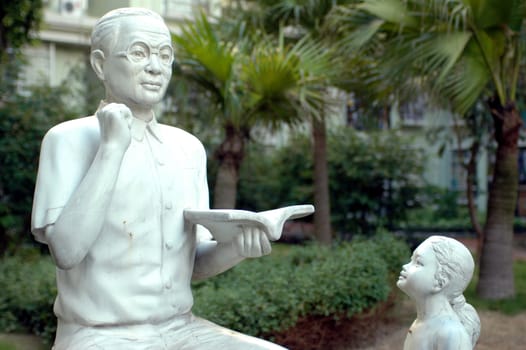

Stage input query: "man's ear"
[{"left": 90, "top": 50, "right": 106, "bottom": 81}]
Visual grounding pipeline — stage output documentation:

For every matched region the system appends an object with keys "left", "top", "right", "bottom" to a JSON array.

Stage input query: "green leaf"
[
  {"left": 357, "top": 0, "right": 418, "bottom": 28},
  {"left": 346, "top": 16, "right": 385, "bottom": 50},
  {"left": 440, "top": 48, "right": 491, "bottom": 114},
  {"left": 464, "top": 0, "right": 516, "bottom": 29},
  {"left": 508, "top": 0, "right": 526, "bottom": 31},
  {"left": 388, "top": 31, "right": 473, "bottom": 85},
  {"left": 173, "top": 11, "right": 235, "bottom": 87}
]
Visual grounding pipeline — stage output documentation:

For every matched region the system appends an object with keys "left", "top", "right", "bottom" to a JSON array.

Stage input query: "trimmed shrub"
[
  {"left": 354, "top": 231, "right": 411, "bottom": 276},
  {"left": 0, "top": 234, "right": 409, "bottom": 344},
  {"left": 0, "top": 64, "right": 80, "bottom": 254},
  {"left": 192, "top": 233, "right": 410, "bottom": 337},
  {"left": 0, "top": 251, "right": 56, "bottom": 343}
]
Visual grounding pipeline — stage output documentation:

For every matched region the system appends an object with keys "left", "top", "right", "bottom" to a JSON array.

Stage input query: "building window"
[
  {"left": 346, "top": 93, "right": 389, "bottom": 130},
  {"left": 518, "top": 148, "right": 526, "bottom": 185},
  {"left": 163, "top": 0, "right": 210, "bottom": 19},
  {"left": 399, "top": 96, "right": 426, "bottom": 125},
  {"left": 58, "top": 0, "right": 87, "bottom": 16}
]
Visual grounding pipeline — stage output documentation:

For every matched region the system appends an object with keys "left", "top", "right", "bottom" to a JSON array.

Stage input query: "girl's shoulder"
[{"left": 431, "top": 316, "right": 472, "bottom": 349}]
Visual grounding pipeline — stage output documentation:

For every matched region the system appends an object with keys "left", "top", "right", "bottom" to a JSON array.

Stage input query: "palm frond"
[
  {"left": 173, "top": 11, "right": 236, "bottom": 88},
  {"left": 466, "top": 0, "right": 516, "bottom": 29},
  {"left": 508, "top": 0, "right": 526, "bottom": 31},
  {"left": 408, "top": 31, "right": 472, "bottom": 84},
  {"left": 266, "top": 0, "right": 340, "bottom": 30},
  {"left": 239, "top": 41, "right": 301, "bottom": 127},
  {"left": 240, "top": 33, "right": 339, "bottom": 126},
  {"left": 330, "top": 0, "right": 525, "bottom": 115},
  {"left": 289, "top": 36, "right": 341, "bottom": 118},
  {"left": 327, "top": 4, "right": 385, "bottom": 50},
  {"left": 357, "top": 0, "right": 418, "bottom": 28},
  {"left": 439, "top": 46, "right": 491, "bottom": 114}
]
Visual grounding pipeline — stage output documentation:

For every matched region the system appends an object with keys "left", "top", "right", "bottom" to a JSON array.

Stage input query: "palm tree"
[
  {"left": 225, "top": 0, "right": 358, "bottom": 244},
  {"left": 330, "top": 0, "right": 526, "bottom": 299},
  {"left": 172, "top": 12, "right": 337, "bottom": 209}
]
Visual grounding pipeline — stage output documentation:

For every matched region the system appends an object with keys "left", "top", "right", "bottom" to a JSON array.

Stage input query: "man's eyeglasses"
[{"left": 116, "top": 41, "right": 174, "bottom": 67}]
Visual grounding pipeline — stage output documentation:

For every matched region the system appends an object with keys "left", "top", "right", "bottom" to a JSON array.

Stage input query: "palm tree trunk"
[
  {"left": 465, "top": 141, "right": 484, "bottom": 262},
  {"left": 476, "top": 99, "right": 521, "bottom": 299},
  {"left": 213, "top": 125, "right": 246, "bottom": 209},
  {"left": 312, "top": 116, "right": 332, "bottom": 244}
]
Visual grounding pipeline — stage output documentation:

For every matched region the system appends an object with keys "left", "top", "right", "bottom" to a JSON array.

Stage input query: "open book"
[{"left": 184, "top": 205, "right": 314, "bottom": 242}]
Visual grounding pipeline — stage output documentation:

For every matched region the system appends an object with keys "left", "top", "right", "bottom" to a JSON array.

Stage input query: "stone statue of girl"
[{"left": 397, "top": 235, "right": 481, "bottom": 350}]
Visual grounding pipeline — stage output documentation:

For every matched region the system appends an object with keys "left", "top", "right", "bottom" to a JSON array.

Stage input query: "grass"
[
  {"left": 0, "top": 334, "right": 47, "bottom": 350},
  {"left": 465, "top": 260, "right": 526, "bottom": 315},
  {"left": 0, "top": 341, "right": 16, "bottom": 350}
]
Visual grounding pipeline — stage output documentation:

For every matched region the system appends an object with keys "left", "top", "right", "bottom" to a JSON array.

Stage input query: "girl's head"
[
  {"left": 397, "top": 236, "right": 474, "bottom": 298},
  {"left": 427, "top": 235, "right": 474, "bottom": 299},
  {"left": 397, "top": 235, "right": 480, "bottom": 348}
]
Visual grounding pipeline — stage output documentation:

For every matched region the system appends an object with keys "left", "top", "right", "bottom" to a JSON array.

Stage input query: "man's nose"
[{"left": 145, "top": 54, "right": 162, "bottom": 74}]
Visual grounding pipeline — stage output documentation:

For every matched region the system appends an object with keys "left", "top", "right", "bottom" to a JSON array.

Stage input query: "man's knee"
[{"left": 168, "top": 316, "right": 287, "bottom": 350}]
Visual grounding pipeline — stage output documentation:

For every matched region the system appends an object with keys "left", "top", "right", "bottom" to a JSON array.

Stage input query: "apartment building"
[
  {"left": 22, "top": 0, "right": 221, "bottom": 88},
  {"left": 24, "top": 1, "right": 526, "bottom": 216}
]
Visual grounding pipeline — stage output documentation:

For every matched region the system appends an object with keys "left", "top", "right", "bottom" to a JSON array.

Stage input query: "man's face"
[{"left": 103, "top": 16, "right": 173, "bottom": 108}]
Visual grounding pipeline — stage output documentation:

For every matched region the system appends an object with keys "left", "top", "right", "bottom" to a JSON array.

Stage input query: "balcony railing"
[{"left": 163, "top": 0, "right": 210, "bottom": 19}]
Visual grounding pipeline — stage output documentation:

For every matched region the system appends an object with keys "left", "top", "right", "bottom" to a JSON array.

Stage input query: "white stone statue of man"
[
  {"left": 397, "top": 236, "right": 481, "bottom": 350},
  {"left": 31, "top": 7, "right": 287, "bottom": 350}
]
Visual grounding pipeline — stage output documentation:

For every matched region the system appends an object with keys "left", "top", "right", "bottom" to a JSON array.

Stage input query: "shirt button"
[
  {"left": 165, "top": 202, "right": 172, "bottom": 210},
  {"left": 165, "top": 281, "right": 172, "bottom": 289},
  {"left": 165, "top": 241, "right": 173, "bottom": 250}
]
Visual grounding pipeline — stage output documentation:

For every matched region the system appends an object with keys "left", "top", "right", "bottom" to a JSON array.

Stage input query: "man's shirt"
[{"left": 31, "top": 112, "right": 212, "bottom": 326}]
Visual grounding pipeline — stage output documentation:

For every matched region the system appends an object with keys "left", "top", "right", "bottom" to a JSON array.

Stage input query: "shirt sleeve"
[{"left": 31, "top": 121, "right": 96, "bottom": 244}]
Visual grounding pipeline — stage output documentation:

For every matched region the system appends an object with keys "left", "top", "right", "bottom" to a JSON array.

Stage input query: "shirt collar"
[{"left": 96, "top": 101, "right": 163, "bottom": 143}]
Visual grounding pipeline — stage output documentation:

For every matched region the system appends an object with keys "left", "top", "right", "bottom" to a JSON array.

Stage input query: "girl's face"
[{"left": 397, "top": 240, "right": 441, "bottom": 299}]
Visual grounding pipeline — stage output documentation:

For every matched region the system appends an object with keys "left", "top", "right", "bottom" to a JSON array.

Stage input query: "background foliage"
[
  {"left": 0, "top": 234, "right": 410, "bottom": 344},
  {"left": 0, "top": 249, "right": 56, "bottom": 343},
  {"left": 236, "top": 128, "right": 425, "bottom": 235},
  {"left": 0, "top": 60, "right": 79, "bottom": 254},
  {"left": 193, "top": 233, "right": 410, "bottom": 337},
  {"left": 0, "top": 0, "right": 43, "bottom": 57}
]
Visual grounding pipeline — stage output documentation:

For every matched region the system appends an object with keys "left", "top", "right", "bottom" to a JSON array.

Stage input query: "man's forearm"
[
  {"left": 192, "top": 240, "right": 245, "bottom": 280},
  {"left": 47, "top": 146, "right": 125, "bottom": 269}
]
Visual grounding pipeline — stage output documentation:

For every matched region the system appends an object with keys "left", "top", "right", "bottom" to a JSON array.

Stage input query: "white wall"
[{"left": 390, "top": 104, "right": 488, "bottom": 212}]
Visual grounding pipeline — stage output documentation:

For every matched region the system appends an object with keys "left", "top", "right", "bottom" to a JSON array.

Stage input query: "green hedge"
[
  {"left": 0, "top": 66, "right": 80, "bottom": 254},
  {"left": 192, "top": 233, "right": 409, "bottom": 337},
  {"left": 0, "top": 234, "right": 409, "bottom": 344},
  {"left": 0, "top": 251, "right": 56, "bottom": 343}
]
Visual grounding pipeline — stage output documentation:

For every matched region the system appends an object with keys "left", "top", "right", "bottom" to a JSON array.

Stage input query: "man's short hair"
[{"left": 91, "top": 7, "right": 168, "bottom": 54}]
